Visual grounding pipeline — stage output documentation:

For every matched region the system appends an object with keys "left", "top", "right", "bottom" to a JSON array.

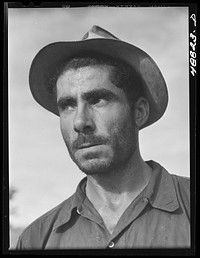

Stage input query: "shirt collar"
[
  {"left": 52, "top": 177, "right": 87, "bottom": 231},
  {"left": 53, "top": 160, "right": 179, "bottom": 231},
  {"left": 143, "top": 160, "right": 179, "bottom": 212}
]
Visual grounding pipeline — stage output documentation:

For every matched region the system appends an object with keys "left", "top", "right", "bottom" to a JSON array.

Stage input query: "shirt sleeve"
[
  {"left": 15, "top": 229, "right": 36, "bottom": 250},
  {"left": 15, "top": 222, "right": 46, "bottom": 250},
  {"left": 16, "top": 235, "right": 23, "bottom": 250}
]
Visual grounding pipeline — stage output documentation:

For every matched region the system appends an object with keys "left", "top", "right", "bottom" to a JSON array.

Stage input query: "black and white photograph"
[{"left": 5, "top": 3, "right": 196, "bottom": 254}]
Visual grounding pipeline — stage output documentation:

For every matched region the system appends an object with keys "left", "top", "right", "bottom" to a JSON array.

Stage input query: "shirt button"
[
  {"left": 77, "top": 208, "right": 81, "bottom": 214},
  {"left": 108, "top": 241, "right": 115, "bottom": 248},
  {"left": 143, "top": 197, "right": 148, "bottom": 203}
]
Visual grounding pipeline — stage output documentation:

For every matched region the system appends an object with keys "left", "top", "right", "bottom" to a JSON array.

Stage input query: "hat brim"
[{"left": 29, "top": 38, "right": 168, "bottom": 129}]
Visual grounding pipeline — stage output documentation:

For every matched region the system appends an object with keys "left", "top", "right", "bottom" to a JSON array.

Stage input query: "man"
[{"left": 16, "top": 25, "right": 190, "bottom": 249}]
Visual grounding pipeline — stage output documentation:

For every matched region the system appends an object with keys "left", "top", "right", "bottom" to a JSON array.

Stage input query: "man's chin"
[
  {"left": 75, "top": 157, "right": 112, "bottom": 175},
  {"left": 68, "top": 146, "right": 118, "bottom": 175}
]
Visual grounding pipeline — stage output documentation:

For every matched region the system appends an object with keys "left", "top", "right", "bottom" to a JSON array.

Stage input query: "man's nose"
[{"left": 73, "top": 104, "right": 96, "bottom": 133}]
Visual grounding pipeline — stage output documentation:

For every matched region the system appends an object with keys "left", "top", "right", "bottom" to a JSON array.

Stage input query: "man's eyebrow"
[
  {"left": 81, "top": 88, "right": 117, "bottom": 101},
  {"left": 57, "top": 88, "right": 118, "bottom": 108}
]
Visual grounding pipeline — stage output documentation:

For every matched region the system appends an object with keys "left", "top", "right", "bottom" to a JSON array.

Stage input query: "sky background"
[{"left": 8, "top": 6, "right": 189, "bottom": 230}]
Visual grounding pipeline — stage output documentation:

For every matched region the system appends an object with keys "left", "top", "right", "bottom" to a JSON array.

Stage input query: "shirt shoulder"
[
  {"left": 148, "top": 160, "right": 190, "bottom": 220},
  {"left": 171, "top": 174, "right": 190, "bottom": 220},
  {"left": 16, "top": 193, "right": 75, "bottom": 250}
]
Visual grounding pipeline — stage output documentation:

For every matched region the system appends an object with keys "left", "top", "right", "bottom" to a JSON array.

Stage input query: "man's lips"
[
  {"left": 78, "top": 143, "right": 101, "bottom": 149},
  {"left": 72, "top": 135, "right": 108, "bottom": 150}
]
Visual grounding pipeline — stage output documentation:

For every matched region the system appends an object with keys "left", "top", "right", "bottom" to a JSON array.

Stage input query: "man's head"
[
  {"left": 29, "top": 25, "right": 168, "bottom": 130},
  {"left": 53, "top": 54, "right": 150, "bottom": 175}
]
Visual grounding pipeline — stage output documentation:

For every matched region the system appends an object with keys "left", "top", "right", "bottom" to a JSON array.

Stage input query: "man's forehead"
[
  {"left": 56, "top": 65, "right": 118, "bottom": 96},
  {"left": 58, "top": 64, "right": 113, "bottom": 81}
]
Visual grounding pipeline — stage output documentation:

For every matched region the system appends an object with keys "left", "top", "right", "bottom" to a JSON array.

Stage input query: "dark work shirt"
[{"left": 16, "top": 161, "right": 190, "bottom": 249}]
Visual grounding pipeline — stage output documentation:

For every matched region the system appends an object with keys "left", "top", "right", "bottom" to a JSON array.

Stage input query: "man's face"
[{"left": 56, "top": 65, "right": 138, "bottom": 175}]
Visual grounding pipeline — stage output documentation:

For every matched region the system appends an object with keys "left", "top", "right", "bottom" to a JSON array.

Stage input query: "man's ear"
[{"left": 134, "top": 97, "right": 150, "bottom": 128}]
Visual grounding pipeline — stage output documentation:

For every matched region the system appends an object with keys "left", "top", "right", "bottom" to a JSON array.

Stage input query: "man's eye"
[
  {"left": 60, "top": 102, "right": 76, "bottom": 111},
  {"left": 91, "top": 98, "right": 108, "bottom": 106},
  {"left": 65, "top": 105, "right": 76, "bottom": 111}
]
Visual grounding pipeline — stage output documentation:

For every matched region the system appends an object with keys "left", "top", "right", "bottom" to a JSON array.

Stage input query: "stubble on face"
[
  {"left": 57, "top": 66, "right": 139, "bottom": 176},
  {"left": 64, "top": 114, "right": 138, "bottom": 176}
]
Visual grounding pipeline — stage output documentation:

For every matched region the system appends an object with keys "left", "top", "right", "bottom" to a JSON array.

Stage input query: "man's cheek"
[{"left": 60, "top": 123, "right": 72, "bottom": 144}]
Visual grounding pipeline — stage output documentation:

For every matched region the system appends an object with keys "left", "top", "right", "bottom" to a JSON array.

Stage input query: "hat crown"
[{"left": 82, "top": 25, "right": 119, "bottom": 40}]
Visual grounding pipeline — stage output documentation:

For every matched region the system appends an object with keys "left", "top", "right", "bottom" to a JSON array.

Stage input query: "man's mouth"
[
  {"left": 72, "top": 135, "right": 108, "bottom": 151},
  {"left": 78, "top": 143, "right": 101, "bottom": 149}
]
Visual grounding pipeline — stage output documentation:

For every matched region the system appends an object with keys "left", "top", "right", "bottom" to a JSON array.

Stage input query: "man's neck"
[{"left": 85, "top": 152, "right": 152, "bottom": 233}]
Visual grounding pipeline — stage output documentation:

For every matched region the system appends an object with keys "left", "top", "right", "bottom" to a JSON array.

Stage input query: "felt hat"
[{"left": 29, "top": 25, "right": 168, "bottom": 129}]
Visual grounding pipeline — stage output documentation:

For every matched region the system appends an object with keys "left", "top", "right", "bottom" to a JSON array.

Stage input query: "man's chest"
[
  {"left": 97, "top": 205, "right": 129, "bottom": 234},
  {"left": 44, "top": 207, "right": 190, "bottom": 249}
]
